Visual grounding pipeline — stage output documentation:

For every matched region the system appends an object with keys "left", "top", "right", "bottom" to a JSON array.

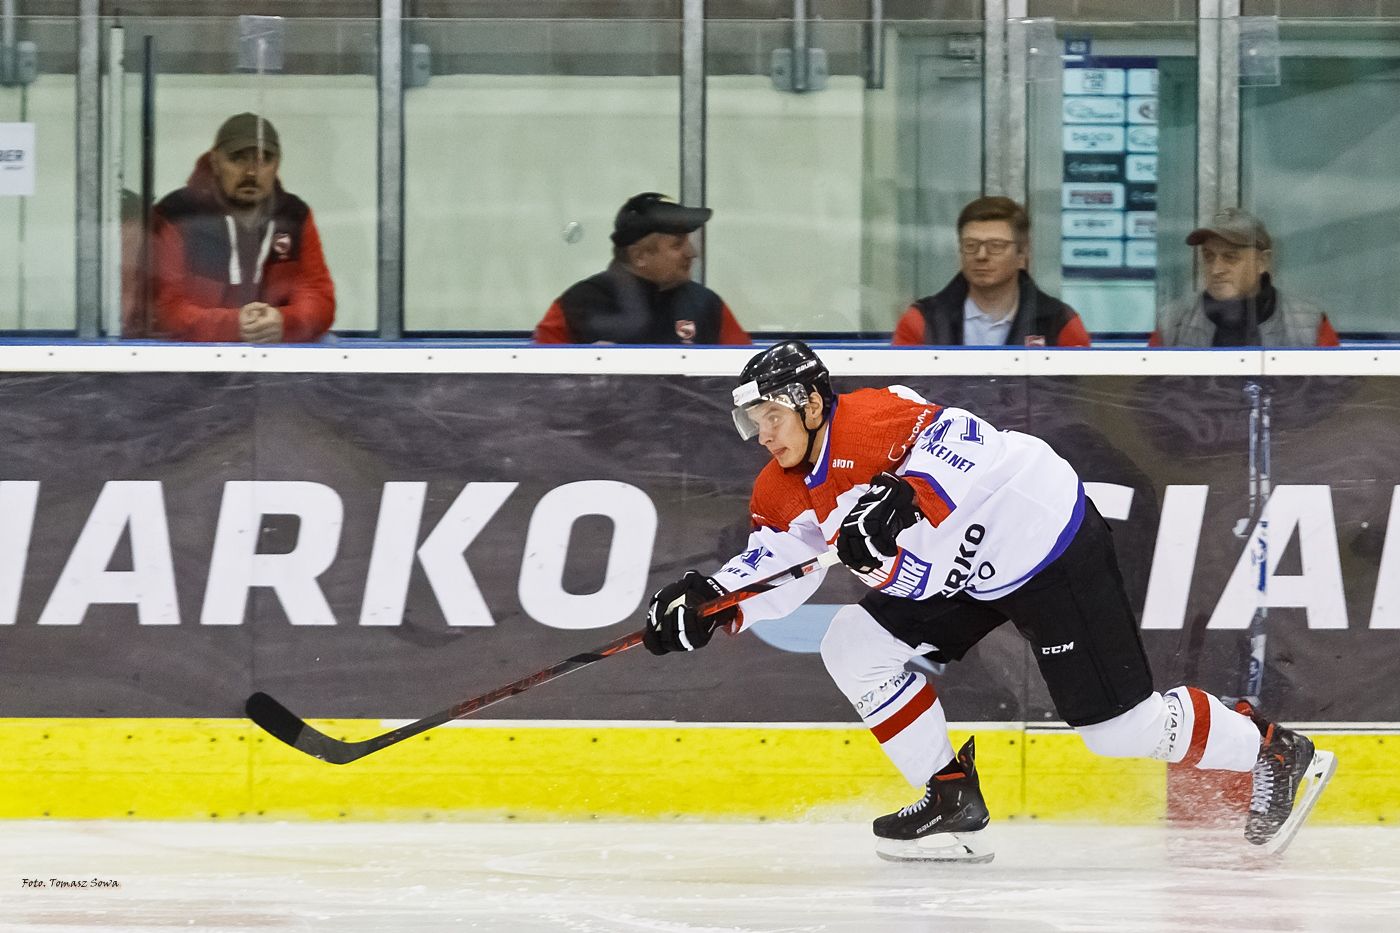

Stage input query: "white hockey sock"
[
  {"left": 1075, "top": 687, "right": 1260, "bottom": 772},
  {"left": 820, "top": 604, "right": 955, "bottom": 786},
  {"left": 1163, "top": 686, "right": 1261, "bottom": 772}
]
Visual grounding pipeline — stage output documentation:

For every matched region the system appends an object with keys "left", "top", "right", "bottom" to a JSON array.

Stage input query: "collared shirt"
[{"left": 961, "top": 296, "right": 1016, "bottom": 346}]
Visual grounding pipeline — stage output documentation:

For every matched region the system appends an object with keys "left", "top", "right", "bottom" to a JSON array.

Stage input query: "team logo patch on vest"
[
  {"left": 675, "top": 319, "right": 697, "bottom": 342},
  {"left": 272, "top": 232, "right": 292, "bottom": 259}
]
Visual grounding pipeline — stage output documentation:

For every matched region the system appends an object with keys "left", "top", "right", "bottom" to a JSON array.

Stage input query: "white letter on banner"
[
  {"left": 518, "top": 481, "right": 657, "bottom": 631},
  {"left": 201, "top": 481, "right": 343, "bottom": 626},
  {"left": 416, "top": 482, "right": 517, "bottom": 627},
  {"left": 0, "top": 481, "right": 40, "bottom": 625},
  {"left": 1140, "top": 485, "right": 1208, "bottom": 630},
  {"left": 1208, "top": 485, "right": 1348, "bottom": 631},
  {"left": 37, "top": 481, "right": 179, "bottom": 625},
  {"left": 1083, "top": 482, "right": 1134, "bottom": 521},
  {"left": 359, "top": 482, "right": 428, "bottom": 626},
  {"left": 1368, "top": 486, "right": 1400, "bottom": 629}
]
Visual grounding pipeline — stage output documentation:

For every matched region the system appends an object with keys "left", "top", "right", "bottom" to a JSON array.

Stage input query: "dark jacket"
[
  {"left": 892, "top": 271, "right": 1090, "bottom": 347},
  {"left": 1152, "top": 280, "right": 1338, "bottom": 348},
  {"left": 151, "top": 153, "right": 335, "bottom": 342},
  {"left": 534, "top": 263, "right": 750, "bottom": 345}
]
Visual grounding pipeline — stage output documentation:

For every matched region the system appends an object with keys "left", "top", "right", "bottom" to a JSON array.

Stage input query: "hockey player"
[{"left": 643, "top": 340, "right": 1334, "bottom": 862}]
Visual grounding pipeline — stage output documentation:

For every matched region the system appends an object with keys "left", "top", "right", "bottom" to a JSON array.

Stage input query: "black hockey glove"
[
  {"left": 643, "top": 571, "right": 737, "bottom": 656},
  {"left": 836, "top": 472, "right": 921, "bottom": 574}
]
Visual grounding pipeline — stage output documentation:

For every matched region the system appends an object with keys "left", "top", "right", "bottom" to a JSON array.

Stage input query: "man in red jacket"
[{"left": 151, "top": 113, "right": 335, "bottom": 343}]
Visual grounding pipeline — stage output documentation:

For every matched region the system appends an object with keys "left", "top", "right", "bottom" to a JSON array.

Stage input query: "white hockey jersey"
[{"left": 711, "top": 386, "right": 1085, "bottom": 629}]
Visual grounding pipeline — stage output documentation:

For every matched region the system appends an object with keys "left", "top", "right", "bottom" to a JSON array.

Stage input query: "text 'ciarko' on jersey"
[{"left": 713, "top": 386, "right": 1085, "bottom": 629}]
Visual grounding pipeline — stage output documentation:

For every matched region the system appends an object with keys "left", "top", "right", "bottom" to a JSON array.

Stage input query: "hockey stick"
[
  {"left": 246, "top": 549, "right": 842, "bottom": 764},
  {"left": 1229, "top": 382, "right": 1271, "bottom": 707}
]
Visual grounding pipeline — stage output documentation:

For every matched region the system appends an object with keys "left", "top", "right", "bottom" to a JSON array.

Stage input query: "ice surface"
[{"left": 4, "top": 821, "right": 1398, "bottom": 932}]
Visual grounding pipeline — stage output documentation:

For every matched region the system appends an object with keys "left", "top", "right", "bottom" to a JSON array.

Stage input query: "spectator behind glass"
[
  {"left": 1151, "top": 209, "right": 1338, "bottom": 347},
  {"left": 893, "top": 196, "right": 1091, "bottom": 347},
  {"left": 151, "top": 113, "right": 335, "bottom": 343},
  {"left": 534, "top": 192, "right": 750, "bottom": 345}
]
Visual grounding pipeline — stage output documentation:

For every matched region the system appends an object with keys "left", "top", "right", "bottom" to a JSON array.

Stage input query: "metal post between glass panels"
[
  {"left": 76, "top": 0, "right": 100, "bottom": 339},
  {"left": 681, "top": 0, "right": 706, "bottom": 283},
  {"left": 983, "top": 0, "right": 1007, "bottom": 196},
  {"left": 1218, "top": 0, "right": 1241, "bottom": 209},
  {"left": 1197, "top": 0, "right": 1222, "bottom": 224},
  {"left": 378, "top": 0, "right": 405, "bottom": 339},
  {"left": 1004, "top": 0, "right": 1029, "bottom": 206}
]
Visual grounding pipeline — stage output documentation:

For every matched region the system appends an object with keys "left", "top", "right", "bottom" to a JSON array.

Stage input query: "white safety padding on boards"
[
  {"left": 518, "top": 481, "right": 657, "bottom": 630},
  {"left": 38, "top": 481, "right": 179, "bottom": 625},
  {"left": 201, "top": 481, "right": 343, "bottom": 626}
]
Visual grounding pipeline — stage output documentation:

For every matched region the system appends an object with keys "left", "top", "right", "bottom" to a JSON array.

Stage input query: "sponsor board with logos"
[
  {"left": 1062, "top": 210, "right": 1126, "bottom": 239},
  {"left": 1063, "top": 153, "right": 1124, "bottom": 182},
  {"left": 1061, "top": 56, "right": 1159, "bottom": 280},
  {"left": 3, "top": 368, "right": 1395, "bottom": 726},
  {"left": 1062, "top": 182, "right": 1125, "bottom": 210}
]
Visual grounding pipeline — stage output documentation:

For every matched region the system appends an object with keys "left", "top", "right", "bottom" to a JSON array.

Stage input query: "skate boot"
[
  {"left": 1245, "top": 718, "right": 1336, "bottom": 855},
  {"left": 874, "top": 736, "right": 992, "bottom": 863}
]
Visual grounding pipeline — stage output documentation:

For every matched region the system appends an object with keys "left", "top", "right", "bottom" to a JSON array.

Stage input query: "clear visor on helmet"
[{"left": 730, "top": 382, "right": 811, "bottom": 440}]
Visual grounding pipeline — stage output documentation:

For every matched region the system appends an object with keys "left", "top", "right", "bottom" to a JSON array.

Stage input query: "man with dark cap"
[
  {"left": 533, "top": 192, "right": 750, "bottom": 345},
  {"left": 151, "top": 113, "right": 335, "bottom": 342},
  {"left": 1152, "top": 208, "right": 1337, "bottom": 347}
]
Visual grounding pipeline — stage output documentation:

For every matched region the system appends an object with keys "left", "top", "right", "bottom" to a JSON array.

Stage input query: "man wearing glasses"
[{"left": 892, "top": 197, "right": 1091, "bottom": 347}]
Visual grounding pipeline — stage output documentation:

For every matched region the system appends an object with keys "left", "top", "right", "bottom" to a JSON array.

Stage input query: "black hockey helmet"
[{"left": 730, "top": 340, "right": 834, "bottom": 440}]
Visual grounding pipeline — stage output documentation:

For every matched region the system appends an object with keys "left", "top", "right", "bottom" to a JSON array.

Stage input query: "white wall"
[
  {"left": 402, "top": 75, "right": 681, "bottom": 332},
  {"left": 0, "top": 77, "right": 77, "bottom": 330}
]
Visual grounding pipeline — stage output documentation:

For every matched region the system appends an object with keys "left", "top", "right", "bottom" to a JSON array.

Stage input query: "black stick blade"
[
  {"left": 245, "top": 692, "right": 306, "bottom": 746},
  {"left": 245, "top": 692, "right": 362, "bottom": 765}
]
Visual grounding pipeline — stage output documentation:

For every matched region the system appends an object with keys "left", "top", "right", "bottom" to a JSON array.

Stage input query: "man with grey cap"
[
  {"left": 534, "top": 192, "right": 750, "bottom": 344},
  {"left": 1151, "top": 208, "right": 1337, "bottom": 347},
  {"left": 151, "top": 113, "right": 335, "bottom": 342}
]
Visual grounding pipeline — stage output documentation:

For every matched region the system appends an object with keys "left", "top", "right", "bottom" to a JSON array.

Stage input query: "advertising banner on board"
[{"left": 0, "top": 372, "right": 1395, "bottom": 723}]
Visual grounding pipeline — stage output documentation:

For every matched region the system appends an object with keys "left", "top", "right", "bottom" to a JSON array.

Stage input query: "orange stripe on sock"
[
  {"left": 1181, "top": 687, "right": 1212, "bottom": 768},
  {"left": 870, "top": 682, "right": 936, "bottom": 744}
]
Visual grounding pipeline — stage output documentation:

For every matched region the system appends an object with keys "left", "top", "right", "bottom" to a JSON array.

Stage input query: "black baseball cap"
[{"left": 611, "top": 192, "right": 712, "bottom": 247}]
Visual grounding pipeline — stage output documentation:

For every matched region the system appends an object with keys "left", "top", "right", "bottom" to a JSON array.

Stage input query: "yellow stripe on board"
[{"left": 0, "top": 719, "right": 1393, "bottom": 823}]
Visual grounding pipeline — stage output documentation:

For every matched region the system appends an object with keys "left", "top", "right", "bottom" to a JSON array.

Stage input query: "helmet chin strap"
[{"left": 800, "top": 400, "right": 826, "bottom": 467}]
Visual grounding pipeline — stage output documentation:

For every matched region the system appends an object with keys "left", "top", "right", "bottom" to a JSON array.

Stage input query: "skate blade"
[
  {"left": 875, "top": 832, "right": 994, "bottom": 864},
  {"left": 1260, "top": 749, "right": 1337, "bottom": 856}
]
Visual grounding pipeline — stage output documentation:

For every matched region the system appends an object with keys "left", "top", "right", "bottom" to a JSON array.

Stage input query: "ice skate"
[
  {"left": 1245, "top": 720, "right": 1336, "bottom": 855},
  {"left": 874, "top": 736, "right": 993, "bottom": 863}
]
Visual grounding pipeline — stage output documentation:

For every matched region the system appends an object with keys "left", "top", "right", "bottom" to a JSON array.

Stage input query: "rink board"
[
  {"left": 4, "top": 349, "right": 1400, "bottom": 825},
  {"left": 0, "top": 718, "right": 1393, "bottom": 824}
]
